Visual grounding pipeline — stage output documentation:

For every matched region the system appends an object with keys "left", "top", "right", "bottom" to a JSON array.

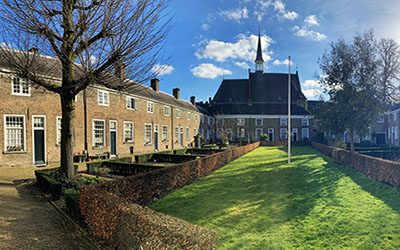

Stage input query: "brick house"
[
  {"left": 0, "top": 64, "right": 201, "bottom": 167},
  {"left": 197, "top": 34, "right": 313, "bottom": 143}
]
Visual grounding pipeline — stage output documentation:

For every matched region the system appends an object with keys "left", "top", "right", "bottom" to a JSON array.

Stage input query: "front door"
[
  {"left": 33, "top": 116, "right": 46, "bottom": 165},
  {"left": 109, "top": 121, "right": 117, "bottom": 156},
  {"left": 154, "top": 124, "right": 159, "bottom": 151},
  {"left": 268, "top": 128, "right": 274, "bottom": 142},
  {"left": 292, "top": 128, "right": 298, "bottom": 142},
  {"left": 376, "top": 133, "right": 386, "bottom": 145},
  {"left": 180, "top": 127, "right": 184, "bottom": 146}
]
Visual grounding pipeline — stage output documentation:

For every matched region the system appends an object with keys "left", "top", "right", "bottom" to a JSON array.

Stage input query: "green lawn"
[{"left": 150, "top": 146, "right": 400, "bottom": 249}]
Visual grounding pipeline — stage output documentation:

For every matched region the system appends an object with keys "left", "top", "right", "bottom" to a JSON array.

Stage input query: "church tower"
[{"left": 255, "top": 33, "right": 264, "bottom": 72}]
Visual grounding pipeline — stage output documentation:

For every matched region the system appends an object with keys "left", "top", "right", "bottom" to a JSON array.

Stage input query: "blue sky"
[{"left": 152, "top": 0, "right": 400, "bottom": 102}]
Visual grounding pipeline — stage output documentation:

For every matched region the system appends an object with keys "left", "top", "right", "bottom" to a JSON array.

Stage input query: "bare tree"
[
  {"left": 378, "top": 38, "right": 400, "bottom": 104},
  {"left": 0, "top": 0, "right": 169, "bottom": 179},
  {"left": 215, "top": 116, "right": 233, "bottom": 146}
]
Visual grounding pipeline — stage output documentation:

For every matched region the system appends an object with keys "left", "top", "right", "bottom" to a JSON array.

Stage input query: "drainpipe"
[{"left": 83, "top": 89, "right": 88, "bottom": 160}]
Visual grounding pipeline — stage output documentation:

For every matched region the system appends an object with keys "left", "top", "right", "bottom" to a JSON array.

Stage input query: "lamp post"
[{"left": 288, "top": 56, "right": 291, "bottom": 164}]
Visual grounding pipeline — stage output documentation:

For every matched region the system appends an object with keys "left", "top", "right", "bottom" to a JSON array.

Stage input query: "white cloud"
[
  {"left": 234, "top": 61, "right": 251, "bottom": 69},
  {"left": 304, "top": 15, "right": 319, "bottom": 26},
  {"left": 191, "top": 63, "right": 232, "bottom": 79},
  {"left": 303, "top": 80, "right": 321, "bottom": 88},
  {"left": 201, "top": 23, "right": 211, "bottom": 31},
  {"left": 152, "top": 64, "right": 175, "bottom": 76},
  {"left": 293, "top": 26, "right": 327, "bottom": 41},
  {"left": 273, "top": 0, "right": 298, "bottom": 20},
  {"left": 254, "top": 0, "right": 297, "bottom": 21},
  {"left": 195, "top": 34, "right": 272, "bottom": 63},
  {"left": 283, "top": 11, "right": 298, "bottom": 20},
  {"left": 220, "top": 7, "right": 249, "bottom": 23},
  {"left": 273, "top": 0, "right": 285, "bottom": 12},
  {"left": 303, "top": 89, "right": 323, "bottom": 99},
  {"left": 272, "top": 59, "right": 290, "bottom": 66}
]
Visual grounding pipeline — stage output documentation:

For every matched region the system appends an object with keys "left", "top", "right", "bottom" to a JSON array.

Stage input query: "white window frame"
[
  {"left": 394, "top": 112, "right": 397, "bottom": 122},
  {"left": 187, "top": 112, "right": 191, "bottom": 121},
  {"left": 144, "top": 123, "right": 152, "bottom": 144},
  {"left": 377, "top": 116, "right": 384, "bottom": 123},
  {"left": 255, "top": 118, "right": 263, "bottom": 126},
  {"left": 97, "top": 90, "right": 109, "bottom": 106},
  {"left": 302, "top": 118, "right": 309, "bottom": 126},
  {"left": 237, "top": 118, "right": 245, "bottom": 126},
  {"left": 124, "top": 121, "right": 134, "bottom": 143},
  {"left": 11, "top": 77, "right": 30, "bottom": 96},
  {"left": 174, "top": 126, "right": 179, "bottom": 142},
  {"left": 162, "top": 125, "right": 168, "bottom": 141},
  {"left": 92, "top": 119, "right": 106, "bottom": 147},
  {"left": 194, "top": 114, "right": 198, "bottom": 121},
  {"left": 147, "top": 101, "right": 154, "bottom": 114},
  {"left": 255, "top": 128, "right": 263, "bottom": 139},
  {"left": 3, "top": 114, "right": 26, "bottom": 152},
  {"left": 280, "top": 128, "right": 288, "bottom": 140},
  {"left": 396, "top": 126, "right": 399, "bottom": 140},
  {"left": 164, "top": 106, "right": 171, "bottom": 116},
  {"left": 56, "top": 116, "right": 62, "bottom": 145},
  {"left": 280, "top": 117, "right": 288, "bottom": 126},
  {"left": 126, "top": 96, "right": 137, "bottom": 110},
  {"left": 176, "top": 109, "right": 182, "bottom": 118},
  {"left": 302, "top": 128, "right": 309, "bottom": 139},
  {"left": 186, "top": 127, "right": 190, "bottom": 141}
]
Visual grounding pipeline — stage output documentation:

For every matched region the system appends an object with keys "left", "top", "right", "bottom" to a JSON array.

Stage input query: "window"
[
  {"left": 56, "top": 116, "right": 62, "bottom": 145},
  {"left": 176, "top": 109, "right": 182, "bottom": 118},
  {"left": 302, "top": 128, "right": 309, "bottom": 139},
  {"left": 396, "top": 126, "right": 399, "bottom": 140},
  {"left": 194, "top": 114, "right": 198, "bottom": 121},
  {"left": 124, "top": 122, "right": 134, "bottom": 143},
  {"left": 187, "top": 112, "right": 191, "bottom": 121},
  {"left": 255, "top": 128, "right": 263, "bottom": 139},
  {"left": 280, "top": 117, "right": 288, "bottom": 126},
  {"left": 238, "top": 128, "right": 245, "bottom": 138},
  {"left": 174, "top": 127, "right": 179, "bottom": 142},
  {"left": 255, "top": 118, "right": 263, "bottom": 126},
  {"left": 92, "top": 120, "right": 105, "bottom": 147},
  {"left": 144, "top": 124, "right": 152, "bottom": 144},
  {"left": 237, "top": 118, "right": 245, "bottom": 126},
  {"left": 147, "top": 101, "right": 154, "bottom": 113},
  {"left": 193, "top": 128, "right": 198, "bottom": 136},
  {"left": 126, "top": 96, "right": 137, "bottom": 110},
  {"left": 201, "top": 115, "right": 204, "bottom": 123},
  {"left": 11, "top": 77, "right": 30, "bottom": 96},
  {"left": 164, "top": 106, "right": 171, "bottom": 116},
  {"left": 280, "top": 128, "right": 288, "bottom": 140},
  {"left": 162, "top": 125, "right": 168, "bottom": 141},
  {"left": 394, "top": 113, "right": 398, "bottom": 122},
  {"left": 377, "top": 116, "right": 384, "bottom": 123},
  {"left": 4, "top": 115, "right": 25, "bottom": 152},
  {"left": 186, "top": 127, "right": 190, "bottom": 140},
  {"left": 208, "top": 117, "right": 213, "bottom": 125},
  {"left": 97, "top": 90, "right": 109, "bottom": 106},
  {"left": 302, "top": 118, "right": 309, "bottom": 126}
]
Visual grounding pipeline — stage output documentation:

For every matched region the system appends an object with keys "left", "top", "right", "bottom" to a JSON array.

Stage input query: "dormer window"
[{"left": 12, "top": 77, "right": 30, "bottom": 96}]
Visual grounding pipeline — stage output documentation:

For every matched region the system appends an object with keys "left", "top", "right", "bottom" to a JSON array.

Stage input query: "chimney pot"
[
  {"left": 173, "top": 88, "right": 180, "bottom": 99},
  {"left": 150, "top": 78, "right": 160, "bottom": 92},
  {"left": 190, "top": 96, "right": 196, "bottom": 105}
]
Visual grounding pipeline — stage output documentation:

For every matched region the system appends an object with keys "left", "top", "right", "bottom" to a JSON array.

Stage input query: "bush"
[
  {"left": 118, "top": 204, "right": 218, "bottom": 249},
  {"left": 64, "top": 188, "right": 82, "bottom": 222},
  {"left": 35, "top": 169, "right": 63, "bottom": 199}
]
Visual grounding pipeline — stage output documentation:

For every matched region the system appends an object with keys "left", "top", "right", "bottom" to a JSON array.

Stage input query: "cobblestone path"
[{"left": 0, "top": 181, "right": 95, "bottom": 249}]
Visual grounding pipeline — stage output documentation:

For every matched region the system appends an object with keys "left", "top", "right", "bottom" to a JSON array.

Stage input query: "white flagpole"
[{"left": 288, "top": 56, "right": 291, "bottom": 164}]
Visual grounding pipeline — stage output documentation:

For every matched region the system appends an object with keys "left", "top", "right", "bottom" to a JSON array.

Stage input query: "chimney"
[
  {"left": 208, "top": 97, "right": 212, "bottom": 103},
  {"left": 28, "top": 47, "right": 38, "bottom": 54},
  {"left": 190, "top": 96, "right": 196, "bottom": 105},
  {"left": 173, "top": 88, "right": 180, "bottom": 99},
  {"left": 115, "top": 62, "right": 126, "bottom": 80},
  {"left": 150, "top": 78, "right": 160, "bottom": 92}
]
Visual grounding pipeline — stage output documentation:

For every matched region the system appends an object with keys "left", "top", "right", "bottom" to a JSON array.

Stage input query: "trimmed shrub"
[
  {"left": 35, "top": 169, "right": 63, "bottom": 199},
  {"left": 64, "top": 188, "right": 82, "bottom": 222},
  {"left": 118, "top": 204, "right": 218, "bottom": 249}
]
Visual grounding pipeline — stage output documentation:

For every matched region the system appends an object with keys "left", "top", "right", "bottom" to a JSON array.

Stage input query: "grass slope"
[{"left": 150, "top": 147, "right": 400, "bottom": 249}]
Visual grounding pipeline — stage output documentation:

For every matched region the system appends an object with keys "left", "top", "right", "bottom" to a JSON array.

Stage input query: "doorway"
[
  {"left": 268, "top": 128, "right": 274, "bottom": 142},
  {"left": 33, "top": 116, "right": 46, "bottom": 165},
  {"left": 292, "top": 128, "right": 298, "bottom": 142},
  {"left": 109, "top": 120, "right": 117, "bottom": 157},
  {"left": 154, "top": 124, "right": 159, "bottom": 151}
]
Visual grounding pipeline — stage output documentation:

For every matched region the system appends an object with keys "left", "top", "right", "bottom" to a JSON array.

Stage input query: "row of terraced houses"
[{"left": 0, "top": 35, "right": 315, "bottom": 167}]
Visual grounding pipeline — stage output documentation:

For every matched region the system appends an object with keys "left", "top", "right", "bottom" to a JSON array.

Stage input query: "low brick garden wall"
[
  {"left": 80, "top": 142, "right": 260, "bottom": 248},
  {"left": 311, "top": 142, "right": 400, "bottom": 188}
]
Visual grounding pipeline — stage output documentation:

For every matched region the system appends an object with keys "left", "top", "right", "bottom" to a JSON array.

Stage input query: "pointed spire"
[{"left": 255, "top": 32, "right": 264, "bottom": 63}]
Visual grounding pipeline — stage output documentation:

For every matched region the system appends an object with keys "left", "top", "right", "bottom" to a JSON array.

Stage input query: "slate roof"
[
  {"left": 211, "top": 71, "right": 309, "bottom": 115},
  {"left": 0, "top": 49, "right": 198, "bottom": 112}
]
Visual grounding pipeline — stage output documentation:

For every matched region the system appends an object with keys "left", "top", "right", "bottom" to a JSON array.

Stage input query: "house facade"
[
  {"left": 197, "top": 34, "right": 313, "bottom": 143},
  {"left": 0, "top": 66, "right": 201, "bottom": 167}
]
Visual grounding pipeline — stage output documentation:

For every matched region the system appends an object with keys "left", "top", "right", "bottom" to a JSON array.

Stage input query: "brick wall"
[
  {"left": 311, "top": 142, "right": 400, "bottom": 188},
  {"left": 0, "top": 71, "right": 200, "bottom": 167}
]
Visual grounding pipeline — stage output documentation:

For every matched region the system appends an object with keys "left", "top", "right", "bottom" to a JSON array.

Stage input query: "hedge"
[
  {"left": 80, "top": 142, "right": 260, "bottom": 245},
  {"left": 35, "top": 169, "right": 63, "bottom": 199},
  {"left": 118, "top": 204, "right": 218, "bottom": 249},
  {"left": 312, "top": 142, "right": 400, "bottom": 188},
  {"left": 64, "top": 188, "right": 82, "bottom": 222},
  {"left": 87, "top": 161, "right": 163, "bottom": 177}
]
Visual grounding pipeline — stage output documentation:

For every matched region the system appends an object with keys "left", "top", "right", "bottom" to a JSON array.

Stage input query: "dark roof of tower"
[{"left": 255, "top": 34, "right": 264, "bottom": 62}]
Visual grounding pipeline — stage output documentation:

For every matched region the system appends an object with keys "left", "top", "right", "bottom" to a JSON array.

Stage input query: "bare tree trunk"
[
  {"left": 349, "top": 129, "right": 355, "bottom": 152},
  {"left": 60, "top": 93, "right": 76, "bottom": 179}
]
